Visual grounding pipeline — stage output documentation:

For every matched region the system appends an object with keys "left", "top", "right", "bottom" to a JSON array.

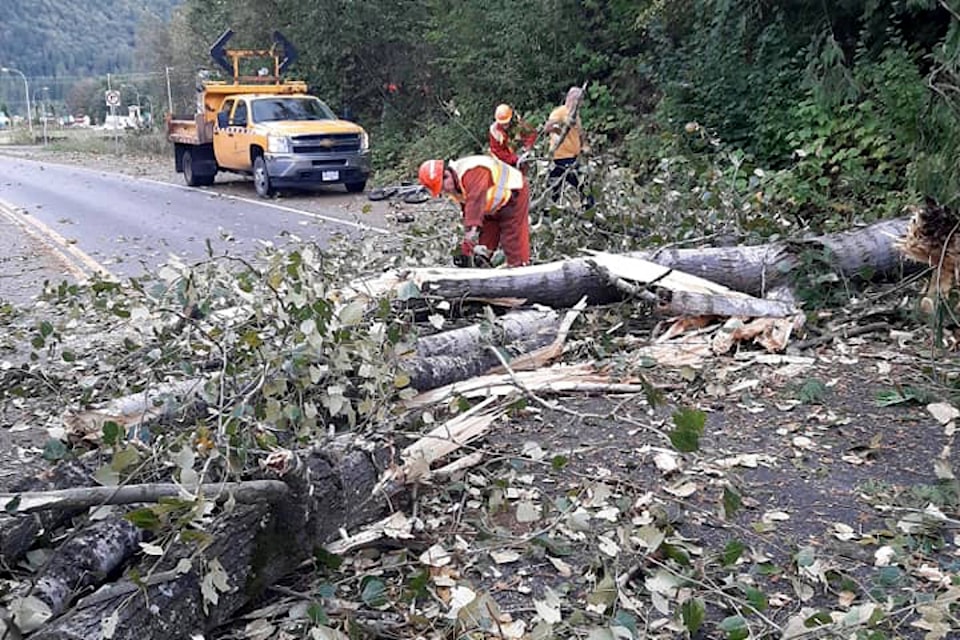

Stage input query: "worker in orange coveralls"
[
  {"left": 488, "top": 103, "right": 537, "bottom": 170},
  {"left": 418, "top": 156, "right": 530, "bottom": 267}
]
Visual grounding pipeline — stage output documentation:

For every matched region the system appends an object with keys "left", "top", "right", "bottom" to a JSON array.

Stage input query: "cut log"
[
  {"left": 404, "top": 309, "right": 562, "bottom": 390},
  {"left": 29, "top": 517, "right": 143, "bottom": 618},
  {"left": 0, "top": 457, "right": 97, "bottom": 566}
]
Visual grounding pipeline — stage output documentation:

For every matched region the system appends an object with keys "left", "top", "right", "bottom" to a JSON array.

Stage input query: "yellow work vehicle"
[{"left": 166, "top": 30, "right": 370, "bottom": 197}]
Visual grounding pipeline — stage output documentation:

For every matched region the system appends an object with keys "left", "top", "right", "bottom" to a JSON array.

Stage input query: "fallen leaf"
[
  {"left": 490, "top": 549, "right": 521, "bottom": 564},
  {"left": 927, "top": 402, "right": 960, "bottom": 425},
  {"left": 420, "top": 544, "right": 452, "bottom": 568}
]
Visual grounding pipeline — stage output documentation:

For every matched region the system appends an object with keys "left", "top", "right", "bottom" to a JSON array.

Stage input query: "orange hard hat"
[
  {"left": 494, "top": 103, "right": 513, "bottom": 124},
  {"left": 418, "top": 159, "right": 445, "bottom": 197}
]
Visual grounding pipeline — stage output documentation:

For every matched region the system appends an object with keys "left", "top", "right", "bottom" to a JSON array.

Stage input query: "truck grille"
[{"left": 292, "top": 133, "right": 361, "bottom": 154}]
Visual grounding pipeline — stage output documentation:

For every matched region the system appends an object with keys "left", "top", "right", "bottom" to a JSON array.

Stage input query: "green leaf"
[
  {"left": 316, "top": 583, "right": 336, "bottom": 599},
  {"left": 804, "top": 610, "right": 833, "bottom": 627},
  {"left": 723, "top": 486, "right": 742, "bottom": 518},
  {"left": 396, "top": 281, "right": 421, "bottom": 301},
  {"left": 314, "top": 547, "right": 342, "bottom": 570},
  {"left": 744, "top": 586, "right": 768, "bottom": 612},
  {"left": 586, "top": 574, "right": 618, "bottom": 611},
  {"left": 360, "top": 577, "right": 388, "bottom": 608},
  {"left": 681, "top": 597, "right": 705, "bottom": 635},
  {"left": 307, "top": 602, "right": 329, "bottom": 625},
  {"left": 612, "top": 610, "right": 637, "bottom": 636},
  {"left": 797, "top": 378, "right": 827, "bottom": 404},
  {"left": 101, "top": 421, "right": 122, "bottom": 446},
  {"left": 42, "top": 439, "right": 67, "bottom": 461},
  {"left": 718, "top": 615, "right": 748, "bottom": 640},
  {"left": 110, "top": 446, "right": 140, "bottom": 472},
  {"left": 875, "top": 386, "right": 934, "bottom": 407},
  {"left": 125, "top": 508, "right": 162, "bottom": 531},
  {"left": 404, "top": 570, "right": 429, "bottom": 601},
  {"left": 551, "top": 455, "right": 568, "bottom": 470},
  {"left": 39, "top": 321, "right": 53, "bottom": 337},
  {"left": 4, "top": 495, "right": 21, "bottom": 514},
  {"left": 669, "top": 408, "right": 706, "bottom": 452},
  {"left": 796, "top": 545, "right": 816, "bottom": 568},
  {"left": 722, "top": 540, "right": 745, "bottom": 566}
]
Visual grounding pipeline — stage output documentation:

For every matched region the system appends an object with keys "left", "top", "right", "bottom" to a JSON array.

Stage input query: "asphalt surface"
[
  {"left": 0, "top": 198, "right": 80, "bottom": 306},
  {"left": 0, "top": 155, "right": 392, "bottom": 286}
]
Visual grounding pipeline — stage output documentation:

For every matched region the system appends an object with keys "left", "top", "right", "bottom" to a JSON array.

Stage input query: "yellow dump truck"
[{"left": 166, "top": 30, "right": 370, "bottom": 197}]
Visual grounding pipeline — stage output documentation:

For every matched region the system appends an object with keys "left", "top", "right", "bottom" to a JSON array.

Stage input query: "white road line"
[
  {"left": 0, "top": 197, "right": 116, "bottom": 282},
  {"left": 136, "top": 178, "right": 391, "bottom": 234}
]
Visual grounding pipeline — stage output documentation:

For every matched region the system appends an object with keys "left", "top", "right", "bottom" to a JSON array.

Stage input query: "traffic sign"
[{"left": 105, "top": 90, "right": 121, "bottom": 107}]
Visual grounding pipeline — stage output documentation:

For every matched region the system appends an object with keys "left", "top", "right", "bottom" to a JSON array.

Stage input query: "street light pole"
[
  {"left": 165, "top": 66, "right": 174, "bottom": 116},
  {"left": 0, "top": 66, "right": 33, "bottom": 140},
  {"left": 41, "top": 86, "right": 49, "bottom": 145}
]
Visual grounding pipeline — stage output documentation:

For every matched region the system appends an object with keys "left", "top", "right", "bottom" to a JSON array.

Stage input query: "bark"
[
  {"left": 654, "top": 290, "right": 798, "bottom": 318},
  {"left": 404, "top": 309, "right": 562, "bottom": 390},
  {"left": 0, "top": 457, "right": 97, "bottom": 566},
  {"left": 31, "top": 444, "right": 398, "bottom": 640},
  {"left": 31, "top": 517, "right": 143, "bottom": 617}
]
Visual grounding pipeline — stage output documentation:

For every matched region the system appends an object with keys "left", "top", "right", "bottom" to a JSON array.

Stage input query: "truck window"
[
  {"left": 232, "top": 101, "right": 248, "bottom": 127},
  {"left": 219, "top": 99, "right": 234, "bottom": 122},
  {"left": 251, "top": 97, "right": 336, "bottom": 123}
]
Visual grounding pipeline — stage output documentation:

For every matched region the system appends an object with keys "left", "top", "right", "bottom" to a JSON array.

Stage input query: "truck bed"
[{"left": 167, "top": 114, "right": 214, "bottom": 145}]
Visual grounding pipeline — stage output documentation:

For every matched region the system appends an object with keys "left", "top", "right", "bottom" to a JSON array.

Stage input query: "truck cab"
[{"left": 214, "top": 90, "right": 369, "bottom": 197}]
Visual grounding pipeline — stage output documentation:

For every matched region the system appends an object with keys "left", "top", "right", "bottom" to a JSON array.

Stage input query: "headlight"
[
  {"left": 267, "top": 134, "right": 291, "bottom": 154},
  {"left": 359, "top": 131, "right": 369, "bottom": 151}
]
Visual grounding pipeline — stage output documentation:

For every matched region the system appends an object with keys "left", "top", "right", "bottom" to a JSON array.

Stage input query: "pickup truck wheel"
[
  {"left": 183, "top": 150, "right": 199, "bottom": 187},
  {"left": 345, "top": 180, "right": 367, "bottom": 194},
  {"left": 253, "top": 156, "right": 274, "bottom": 198},
  {"left": 182, "top": 149, "right": 216, "bottom": 187}
]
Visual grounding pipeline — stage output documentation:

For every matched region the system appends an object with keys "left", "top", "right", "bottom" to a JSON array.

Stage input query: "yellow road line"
[{"left": 0, "top": 197, "right": 116, "bottom": 283}]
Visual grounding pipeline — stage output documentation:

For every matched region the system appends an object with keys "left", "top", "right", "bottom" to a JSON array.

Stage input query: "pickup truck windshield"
[{"left": 252, "top": 97, "right": 337, "bottom": 123}]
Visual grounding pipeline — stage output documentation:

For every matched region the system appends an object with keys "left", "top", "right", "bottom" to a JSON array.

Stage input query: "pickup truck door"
[
  {"left": 213, "top": 98, "right": 240, "bottom": 170},
  {"left": 230, "top": 100, "right": 254, "bottom": 171}
]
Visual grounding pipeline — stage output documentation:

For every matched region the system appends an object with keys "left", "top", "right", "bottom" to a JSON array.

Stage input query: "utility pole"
[{"left": 0, "top": 67, "right": 33, "bottom": 141}]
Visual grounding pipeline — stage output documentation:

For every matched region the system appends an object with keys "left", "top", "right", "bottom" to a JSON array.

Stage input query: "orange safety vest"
[{"left": 449, "top": 155, "right": 525, "bottom": 213}]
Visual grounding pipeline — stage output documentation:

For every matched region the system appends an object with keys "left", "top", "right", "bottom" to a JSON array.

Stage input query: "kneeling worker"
[{"left": 418, "top": 156, "right": 530, "bottom": 267}]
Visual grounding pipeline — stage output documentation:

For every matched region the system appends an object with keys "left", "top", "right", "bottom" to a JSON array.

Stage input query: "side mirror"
[{"left": 216, "top": 112, "right": 229, "bottom": 128}]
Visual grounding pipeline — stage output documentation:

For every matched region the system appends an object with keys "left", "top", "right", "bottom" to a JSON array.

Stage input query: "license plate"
[{"left": 321, "top": 170, "right": 339, "bottom": 181}]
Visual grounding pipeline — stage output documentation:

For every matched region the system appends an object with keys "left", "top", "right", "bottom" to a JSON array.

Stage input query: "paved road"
[{"left": 0, "top": 155, "right": 388, "bottom": 282}]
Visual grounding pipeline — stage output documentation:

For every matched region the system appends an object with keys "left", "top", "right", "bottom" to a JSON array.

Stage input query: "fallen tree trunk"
[
  {"left": 352, "top": 217, "right": 915, "bottom": 308},
  {"left": 31, "top": 443, "right": 397, "bottom": 640}
]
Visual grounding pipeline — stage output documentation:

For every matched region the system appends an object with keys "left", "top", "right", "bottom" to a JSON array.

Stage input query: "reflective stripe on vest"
[{"left": 449, "top": 155, "right": 524, "bottom": 214}]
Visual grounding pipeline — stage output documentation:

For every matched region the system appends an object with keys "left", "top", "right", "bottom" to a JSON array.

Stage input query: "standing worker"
[
  {"left": 488, "top": 103, "right": 537, "bottom": 170},
  {"left": 543, "top": 86, "right": 590, "bottom": 204},
  {"left": 418, "top": 156, "right": 531, "bottom": 267}
]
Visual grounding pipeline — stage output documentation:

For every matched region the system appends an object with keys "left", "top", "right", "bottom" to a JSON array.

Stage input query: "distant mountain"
[{"left": 0, "top": 0, "right": 182, "bottom": 79}]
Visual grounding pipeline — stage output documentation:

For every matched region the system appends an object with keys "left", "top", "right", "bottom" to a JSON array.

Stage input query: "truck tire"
[
  {"left": 345, "top": 180, "right": 367, "bottom": 194},
  {"left": 183, "top": 150, "right": 216, "bottom": 187},
  {"left": 253, "top": 155, "right": 274, "bottom": 198}
]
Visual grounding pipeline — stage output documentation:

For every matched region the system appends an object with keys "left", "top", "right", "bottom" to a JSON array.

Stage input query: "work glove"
[{"left": 460, "top": 227, "right": 480, "bottom": 257}]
